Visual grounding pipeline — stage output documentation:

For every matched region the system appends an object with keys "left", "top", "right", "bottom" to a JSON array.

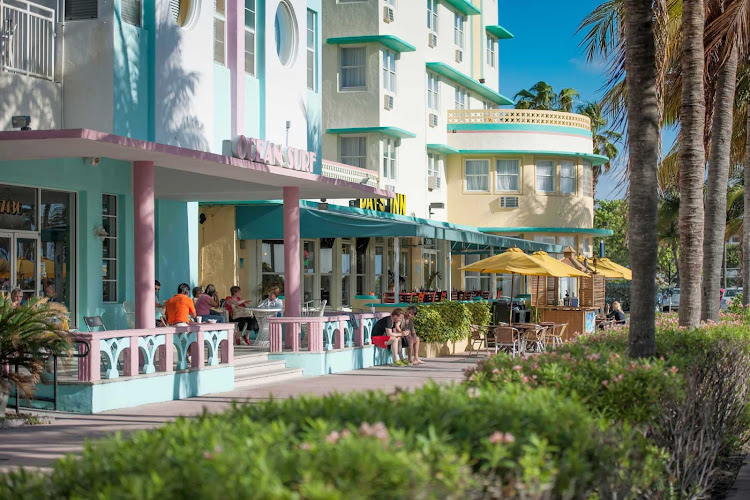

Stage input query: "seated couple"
[
  {"left": 225, "top": 286, "right": 283, "bottom": 345},
  {"left": 372, "top": 306, "right": 425, "bottom": 366}
]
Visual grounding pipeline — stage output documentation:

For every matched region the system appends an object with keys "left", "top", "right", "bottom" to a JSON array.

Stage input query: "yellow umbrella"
[
  {"left": 16, "top": 258, "right": 35, "bottom": 277},
  {"left": 41, "top": 258, "right": 66, "bottom": 278},
  {"left": 599, "top": 258, "right": 632, "bottom": 280},
  {"left": 579, "top": 257, "right": 631, "bottom": 280},
  {"left": 531, "top": 251, "right": 589, "bottom": 278}
]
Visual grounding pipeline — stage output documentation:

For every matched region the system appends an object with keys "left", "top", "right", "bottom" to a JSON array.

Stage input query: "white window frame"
[
  {"left": 382, "top": 138, "right": 397, "bottom": 181},
  {"left": 486, "top": 34, "right": 496, "bottom": 68},
  {"left": 454, "top": 13, "right": 465, "bottom": 49},
  {"left": 102, "top": 194, "right": 118, "bottom": 303},
  {"left": 382, "top": 49, "right": 396, "bottom": 94},
  {"left": 244, "top": 0, "right": 256, "bottom": 75},
  {"left": 428, "top": 152, "right": 441, "bottom": 189},
  {"left": 427, "top": 0, "right": 438, "bottom": 33},
  {"left": 340, "top": 47, "right": 367, "bottom": 90},
  {"left": 340, "top": 136, "right": 367, "bottom": 168},
  {"left": 214, "top": 0, "right": 226, "bottom": 65},
  {"left": 536, "top": 159, "right": 556, "bottom": 193},
  {"left": 455, "top": 86, "right": 469, "bottom": 109},
  {"left": 383, "top": 0, "right": 396, "bottom": 5},
  {"left": 427, "top": 72, "right": 439, "bottom": 111},
  {"left": 582, "top": 160, "right": 593, "bottom": 197},
  {"left": 561, "top": 160, "right": 576, "bottom": 195},
  {"left": 306, "top": 9, "right": 317, "bottom": 90},
  {"left": 496, "top": 159, "right": 521, "bottom": 193},
  {"left": 465, "top": 159, "right": 490, "bottom": 192}
]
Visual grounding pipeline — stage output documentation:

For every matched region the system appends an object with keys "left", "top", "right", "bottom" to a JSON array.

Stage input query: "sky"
[{"left": 497, "top": 0, "right": 627, "bottom": 200}]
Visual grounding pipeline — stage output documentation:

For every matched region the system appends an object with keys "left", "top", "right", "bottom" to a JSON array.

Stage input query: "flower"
[
  {"left": 326, "top": 431, "right": 341, "bottom": 444},
  {"left": 300, "top": 443, "right": 313, "bottom": 451},
  {"left": 492, "top": 368, "right": 500, "bottom": 374},
  {"left": 467, "top": 387, "right": 481, "bottom": 399},
  {"left": 512, "top": 365, "right": 522, "bottom": 371},
  {"left": 602, "top": 380, "right": 609, "bottom": 387},
  {"left": 670, "top": 366, "right": 679, "bottom": 374},
  {"left": 489, "top": 431, "right": 515, "bottom": 444}
]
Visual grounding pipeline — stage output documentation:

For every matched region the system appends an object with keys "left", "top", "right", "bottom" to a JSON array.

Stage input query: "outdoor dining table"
[{"left": 238, "top": 307, "right": 283, "bottom": 347}]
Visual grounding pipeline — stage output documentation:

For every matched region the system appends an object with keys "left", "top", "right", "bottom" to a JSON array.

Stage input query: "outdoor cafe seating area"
[
  {"left": 383, "top": 290, "right": 492, "bottom": 304},
  {"left": 468, "top": 322, "right": 568, "bottom": 358}
]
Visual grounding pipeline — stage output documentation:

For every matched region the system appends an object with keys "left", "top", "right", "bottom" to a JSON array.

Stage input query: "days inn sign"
[
  {"left": 225, "top": 136, "right": 316, "bottom": 173},
  {"left": 350, "top": 193, "right": 407, "bottom": 216}
]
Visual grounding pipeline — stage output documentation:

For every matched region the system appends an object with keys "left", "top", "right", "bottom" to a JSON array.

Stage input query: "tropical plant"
[
  {"left": 424, "top": 270, "right": 442, "bottom": 290},
  {"left": 577, "top": 101, "right": 622, "bottom": 192},
  {"left": 0, "top": 296, "right": 71, "bottom": 410},
  {"left": 514, "top": 81, "right": 580, "bottom": 112},
  {"left": 623, "top": 0, "right": 660, "bottom": 357}
]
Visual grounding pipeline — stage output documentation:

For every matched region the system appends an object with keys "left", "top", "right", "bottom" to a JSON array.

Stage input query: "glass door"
[
  {"left": 16, "top": 233, "right": 40, "bottom": 302},
  {"left": 0, "top": 232, "right": 11, "bottom": 294}
]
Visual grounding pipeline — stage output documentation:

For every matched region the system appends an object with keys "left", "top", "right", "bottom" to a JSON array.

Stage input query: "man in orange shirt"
[{"left": 165, "top": 283, "right": 196, "bottom": 326}]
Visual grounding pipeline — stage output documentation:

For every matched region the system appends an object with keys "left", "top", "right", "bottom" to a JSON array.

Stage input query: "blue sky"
[{"left": 497, "top": 0, "right": 627, "bottom": 200}]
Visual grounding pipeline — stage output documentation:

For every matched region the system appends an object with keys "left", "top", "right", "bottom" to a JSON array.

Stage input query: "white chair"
[{"left": 123, "top": 301, "right": 136, "bottom": 329}]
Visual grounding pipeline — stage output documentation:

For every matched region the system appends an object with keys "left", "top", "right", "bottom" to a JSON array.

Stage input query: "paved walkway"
[{"left": 0, "top": 354, "right": 479, "bottom": 472}]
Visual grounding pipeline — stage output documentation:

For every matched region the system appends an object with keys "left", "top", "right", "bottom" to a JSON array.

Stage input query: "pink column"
[
  {"left": 133, "top": 161, "right": 155, "bottom": 329},
  {"left": 283, "top": 187, "right": 301, "bottom": 317},
  {"left": 227, "top": 0, "right": 244, "bottom": 137}
]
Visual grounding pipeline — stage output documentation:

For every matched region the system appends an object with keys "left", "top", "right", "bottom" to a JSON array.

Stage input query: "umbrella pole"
[
  {"left": 536, "top": 275, "right": 541, "bottom": 322},
  {"left": 509, "top": 273, "right": 515, "bottom": 326}
]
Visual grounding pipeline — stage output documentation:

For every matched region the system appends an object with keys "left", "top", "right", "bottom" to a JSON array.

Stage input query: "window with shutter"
[
  {"left": 121, "top": 0, "right": 141, "bottom": 26},
  {"left": 65, "top": 0, "right": 97, "bottom": 20}
]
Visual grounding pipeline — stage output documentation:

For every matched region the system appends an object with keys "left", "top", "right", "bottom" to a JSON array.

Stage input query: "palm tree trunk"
[
  {"left": 702, "top": 45, "right": 739, "bottom": 321},
  {"left": 744, "top": 112, "right": 750, "bottom": 306},
  {"left": 677, "top": 0, "right": 706, "bottom": 327},
  {"left": 624, "top": 0, "right": 659, "bottom": 358}
]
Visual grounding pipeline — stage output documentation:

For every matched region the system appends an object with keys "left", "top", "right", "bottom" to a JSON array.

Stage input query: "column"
[
  {"left": 133, "top": 161, "right": 155, "bottom": 329},
  {"left": 393, "top": 237, "right": 400, "bottom": 297},
  {"left": 228, "top": 0, "right": 244, "bottom": 137},
  {"left": 283, "top": 187, "right": 301, "bottom": 317}
]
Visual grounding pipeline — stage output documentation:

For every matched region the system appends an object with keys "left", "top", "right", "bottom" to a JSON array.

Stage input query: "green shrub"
[
  {"left": 431, "top": 301, "right": 472, "bottom": 340},
  {"left": 605, "top": 280, "right": 631, "bottom": 310},
  {"left": 412, "top": 302, "right": 473, "bottom": 343},
  {"left": 463, "top": 301, "right": 491, "bottom": 327},
  {"left": 412, "top": 306, "right": 449, "bottom": 343}
]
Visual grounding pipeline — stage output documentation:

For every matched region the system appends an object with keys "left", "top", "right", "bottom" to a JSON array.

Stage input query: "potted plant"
[{"left": 0, "top": 296, "right": 71, "bottom": 414}]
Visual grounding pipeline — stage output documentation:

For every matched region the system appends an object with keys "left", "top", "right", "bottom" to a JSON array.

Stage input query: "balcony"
[
  {"left": 1, "top": 0, "right": 56, "bottom": 81},
  {"left": 321, "top": 159, "right": 380, "bottom": 186},
  {"left": 447, "top": 109, "right": 591, "bottom": 131}
]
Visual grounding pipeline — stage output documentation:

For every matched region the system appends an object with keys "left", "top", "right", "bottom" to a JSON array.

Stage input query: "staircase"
[{"left": 233, "top": 346, "right": 304, "bottom": 389}]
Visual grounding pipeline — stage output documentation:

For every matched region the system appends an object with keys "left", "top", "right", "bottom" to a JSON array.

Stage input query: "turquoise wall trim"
[
  {"left": 448, "top": 123, "right": 593, "bottom": 137},
  {"left": 244, "top": 75, "right": 261, "bottom": 138},
  {"left": 269, "top": 345, "right": 400, "bottom": 376},
  {"left": 156, "top": 200, "right": 199, "bottom": 302},
  {"left": 12, "top": 366, "right": 234, "bottom": 413},
  {"left": 213, "top": 64, "right": 232, "bottom": 154},
  {"left": 113, "top": 12, "right": 149, "bottom": 140}
]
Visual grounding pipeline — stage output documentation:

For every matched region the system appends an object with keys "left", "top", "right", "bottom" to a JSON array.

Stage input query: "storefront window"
[
  {"left": 341, "top": 241, "right": 352, "bottom": 306},
  {"left": 41, "top": 190, "right": 75, "bottom": 313},
  {"left": 464, "top": 254, "right": 490, "bottom": 291},
  {"left": 261, "top": 240, "right": 285, "bottom": 296},
  {"left": 423, "top": 250, "right": 439, "bottom": 290},
  {"left": 374, "top": 245, "right": 384, "bottom": 294},
  {"left": 0, "top": 185, "right": 36, "bottom": 231},
  {"left": 320, "top": 238, "right": 334, "bottom": 304},
  {"left": 102, "top": 194, "right": 118, "bottom": 303},
  {"left": 303, "top": 240, "right": 315, "bottom": 303},
  {"left": 355, "top": 238, "right": 368, "bottom": 295}
]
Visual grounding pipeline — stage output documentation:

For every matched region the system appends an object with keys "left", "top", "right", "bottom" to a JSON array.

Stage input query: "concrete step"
[
  {"left": 233, "top": 367, "right": 305, "bottom": 389},
  {"left": 233, "top": 352, "right": 271, "bottom": 366},
  {"left": 234, "top": 359, "right": 289, "bottom": 376}
]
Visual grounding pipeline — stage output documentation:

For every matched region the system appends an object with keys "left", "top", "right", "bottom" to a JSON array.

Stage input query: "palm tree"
[
  {"left": 514, "top": 81, "right": 560, "bottom": 110},
  {"left": 658, "top": 189, "right": 681, "bottom": 288},
  {"left": 624, "top": 0, "right": 660, "bottom": 357},
  {"left": 576, "top": 101, "right": 622, "bottom": 193},
  {"left": 556, "top": 88, "right": 581, "bottom": 112},
  {"left": 677, "top": 0, "right": 707, "bottom": 328}
]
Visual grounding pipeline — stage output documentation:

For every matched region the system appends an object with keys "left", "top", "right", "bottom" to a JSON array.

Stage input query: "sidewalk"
[{"left": 0, "top": 354, "right": 478, "bottom": 472}]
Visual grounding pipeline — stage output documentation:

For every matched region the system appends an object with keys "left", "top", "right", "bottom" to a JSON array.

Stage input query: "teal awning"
[
  {"left": 326, "top": 35, "right": 416, "bottom": 53},
  {"left": 443, "top": 0, "right": 481, "bottom": 15},
  {"left": 485, "top": 25, "right": 514, "bottom": 39},
  {"left": 326, "top": 126, "right": 417, "bottom": 139},
  {"left": 235, "top": 201, "right": 561, "bottom": 253},
  {"left": 426, "top": 62, "right": 513, "bottom": 105}
]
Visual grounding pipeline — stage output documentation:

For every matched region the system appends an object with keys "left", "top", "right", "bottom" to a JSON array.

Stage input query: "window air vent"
[
  {"left": 383, "top": 6, "right": 394, "bottom": 23},
  {"left": 65, "top": 0, "right": 98, "bottom": 20},
  {"left": 384, "top": 94, "right": 394, "bottom": 110},
  {"left": 500, "top": 196, "right": 519, "bottom": 209}
]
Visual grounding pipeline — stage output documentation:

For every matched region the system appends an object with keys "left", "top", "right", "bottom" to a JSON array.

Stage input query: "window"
[
  {"left": 454, "top": 13, "right": 465, "bottom": 48},
  {"left": 122, "top": 0, "right": 141, "bottom": 26},
  {"left": 66, "top": 0, "right": 97, "bottom": 20},
  {"left": 465, "top": 159, "right": 489, "bottom": 192},
  {"left": 455, "top": 86, "right": 469, "bottom": 109},
  {"left": 382, "top": 138, "right": 397, "bottom": 181},
  {"left": 536, "top": 160, "right": 555, "bottom": 193},
  {"left": 496, "top": 159, "right": 520, "bottom": 192},
  {"left": 214, "top": 0, "right": 226, "bottom": 65},
  {"left": 464, "top": 254, "right": 491, "bottom": 291},
  {"left": 428, "top": 153, "right": 441, "bottom": 188},
  {"left": 339, "top": 0, "right": 366, "bottom": 2},
  {"left": 168, "top": 0, "right": 195, "bottom": 27},
  {"left": 261, "top": 240, "right": 285, "bottom": 296},
  {"left": 340, "top": 47, "right": 367, "bottom": 89},
  {"left": 244, "top": 0, "right": 256, "bottom": 75},
  {"left": 382, "top": 50, "right": 396, "bottom": 93},
  {"left": 303, "top": 240, "right": 316, "bottom": 303},
  {"left": 383, "top": 0, "right": 396, "bottom": 5},
  {"left": 306, "top": 9, "right": 317, "bottom": 90},
  {"left": 486, "top": 34, "right": 496, "bottom": 68},
  {"left": 41, "top": 190, "right": 76, "bottom": 319},
  {"left": 355, "top": 238, "right": 367, "bottom": 296},
  {"left": 561, "top": 160, "right": 576, "bottom": 194},
  {"left": 482, "top": 100, "right": 495, "bottom": 109},
  {"left": 340, "top": 136, "right": 367, "bottom": 168},
  {"left": 427, "top": 72, "right": 439, "bottom": 110},
  {"left": 427, "top": 0, "right": 438, "bottom": 32},
  {"left": 102, "top": 194, "right": 118, "bottom": 303},
  {"left": 583, "top": 237, "right": 591, "bottom": 257},
  {"left": 274, "top": 1, "right": 296, "bottom": 66},
  {"left": 341, "top": 241, "right": 353, "bottom": 307},
  {"left": 582, "top": 161, "right": 593, "bottom": 197}
]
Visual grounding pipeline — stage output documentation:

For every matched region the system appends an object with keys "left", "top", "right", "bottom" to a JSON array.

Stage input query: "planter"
[
  {"left": 418, "top": 337, "right": 472, "bottom": 358},
  {"left": 0, "top": 390, "right": 8, "bottom": 414}
]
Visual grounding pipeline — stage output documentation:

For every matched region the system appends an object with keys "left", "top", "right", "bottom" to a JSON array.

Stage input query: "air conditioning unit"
[
  {"left": 385, "top": 184, "right": 396, "bottom": 192},
  {"left": 383, "top": 6, "right": 394, "bottom": 23},
  {"left": 428, "top": 33, "right": 437, "bottom": 48},
  {"left": 500, "top": 196, "right": 519, "bottom": 209},
  {"left": 428, "top": 113, "right": 438, "bottom": 127},
  {"left": 383, "top": 94, "right": 394, "bottom": 110},
  {"left": 455, "top": 49, "right": 463, "bottom": 63},
  {"left": 427, "top": 176, "right": 439, "bottom": 190}
]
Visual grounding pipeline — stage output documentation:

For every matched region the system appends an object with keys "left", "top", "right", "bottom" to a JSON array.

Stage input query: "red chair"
[
  {"left": 481, "top": 291, "right": 490, "bottom": 299},
  {"left": 384, "top": 292, "right": 396, "bottom": 304},
  {"left": 451, "top": 291, "right": 458, "bottom": 301},
  {"left": 440, "top": 291, "right": 447, "bottom": 301}
]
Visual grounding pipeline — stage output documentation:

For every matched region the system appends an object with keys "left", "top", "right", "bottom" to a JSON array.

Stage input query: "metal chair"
[
  {"left": 468, "top": 324, "right": 488, "bottom": 355},
  {"left": 83, "top": 316, "right": 106, "bottom": 332},
  {"left": 491, "top": 326, "right": 522, "bottom": 357},
  {"left": 545, "top": 323, "right": 567, "bottom": 349}
]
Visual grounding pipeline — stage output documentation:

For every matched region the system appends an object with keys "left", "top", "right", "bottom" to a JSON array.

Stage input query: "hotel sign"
[
  {"left": 0, "top": 200, "right": 23, "bottom": 216},
  {"left": 350, "top": 193, "right": 407, "bottom": 216},
  {"left": 227, "top": 136, "right": 316, "bottom": 173}
]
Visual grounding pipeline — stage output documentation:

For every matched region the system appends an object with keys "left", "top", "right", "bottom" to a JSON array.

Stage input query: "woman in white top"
[{"left": 258, "top": 286, "right": 283, "bottom": 310}]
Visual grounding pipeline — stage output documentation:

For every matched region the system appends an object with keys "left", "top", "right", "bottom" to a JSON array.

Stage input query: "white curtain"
[
  {"left": 496, "top": 159, "right": 520, "bottom": 191},
  {"left": 465, "top": 160, "right": 489, "bottom": 191},
  {"left": 536, "top": 160, "right": 555, "bottom": 192},
  {"left": 341, "top": 137, "right": 366, "bottom": 168},
  {"left": 561, "top": 161, "right": 575, "bottom": 194},
  {"left": 341, "top": 48, "right": 366, "bottom": 88}
]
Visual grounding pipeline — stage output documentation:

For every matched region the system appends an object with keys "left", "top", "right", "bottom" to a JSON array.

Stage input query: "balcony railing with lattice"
[
  {"left": 447, "top": 109, "right": 591, "bottom": 131},
  {"left": 321, "top": 159, "right": 380, "bottom": 186}
]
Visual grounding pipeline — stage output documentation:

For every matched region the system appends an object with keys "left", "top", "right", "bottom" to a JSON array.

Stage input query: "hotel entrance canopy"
[{"left": 235, "top": 201, "right": 561, "bottom": 253}]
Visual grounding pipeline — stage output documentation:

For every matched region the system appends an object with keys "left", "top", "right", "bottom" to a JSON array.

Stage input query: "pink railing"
[
  {"left": 74, "top": 324, "right": 234, "bottom": 382},
  {"left": 268, "top": 313, "right": 389, "bottom": 353}
]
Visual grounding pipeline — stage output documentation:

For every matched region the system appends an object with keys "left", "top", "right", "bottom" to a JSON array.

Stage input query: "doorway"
[{"left": 0, "top": 231, "right": 41, "bottom": 302}]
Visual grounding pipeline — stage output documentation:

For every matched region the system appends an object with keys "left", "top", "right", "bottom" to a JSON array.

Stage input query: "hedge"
[{"left": 411, "top": 301, "right": 491, "bottom": 344}]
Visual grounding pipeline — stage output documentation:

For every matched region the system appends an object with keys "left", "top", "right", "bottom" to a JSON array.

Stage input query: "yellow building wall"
[
  {"left": 198, "top": 205, "right": 238, "bottom": 299},
  {"left": 445, "top": 154, "right": 594, "bottom": 229}
]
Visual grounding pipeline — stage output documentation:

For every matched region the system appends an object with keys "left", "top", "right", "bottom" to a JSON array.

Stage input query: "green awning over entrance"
[{"left": 235, "top": 202, "right": 561, "bottom": 253}]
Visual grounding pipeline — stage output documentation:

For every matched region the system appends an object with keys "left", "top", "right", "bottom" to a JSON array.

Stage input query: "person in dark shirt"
[
  {"left": 607, "top": 301, "right": 626, "bottom": 325},
  {"left": 372, "top": 308, "right": 407, "bottom": 365}
]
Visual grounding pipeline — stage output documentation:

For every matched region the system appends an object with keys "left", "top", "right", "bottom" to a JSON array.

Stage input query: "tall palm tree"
[
  {"left": 577, "top": 101, "right": 622, "bottom": 193},
  {"left": 677, "top": 0, "right": 706, "bottom": 328},
  {"left": 557, "top": 88, "right": 581, "bottom": 112},
  {"left": 624, "top": 0, "right": 660, "bottom": 357}
]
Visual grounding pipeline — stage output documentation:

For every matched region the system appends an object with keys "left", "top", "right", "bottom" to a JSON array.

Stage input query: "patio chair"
[
  {"left": 524, "top": 325, "right": 547, "bottom": 353},
  {"left": 123, "top": 301, "right": 135, "bottom": 329},
  {"left": 545, "top": 323, "right": 567, "bottom": 349},
  {"left": 491, "top": 326, "right": 522, "bottom": 357},
  {"left": 468, "top": 324, "right": 487, "bottom": 355},
  {"left": 451, "top": 290, "right": 458, "bottom": 301},
  {"left": 84, "top": 316, "right": 106, "bottom": 332}
]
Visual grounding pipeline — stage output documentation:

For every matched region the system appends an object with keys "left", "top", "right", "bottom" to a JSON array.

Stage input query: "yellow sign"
[
  {"left": 0, "top": 200, "right": 23, "bottom": 216},
  {"left": 352, "top": 193, "right": 406, "bottom": 215}
]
